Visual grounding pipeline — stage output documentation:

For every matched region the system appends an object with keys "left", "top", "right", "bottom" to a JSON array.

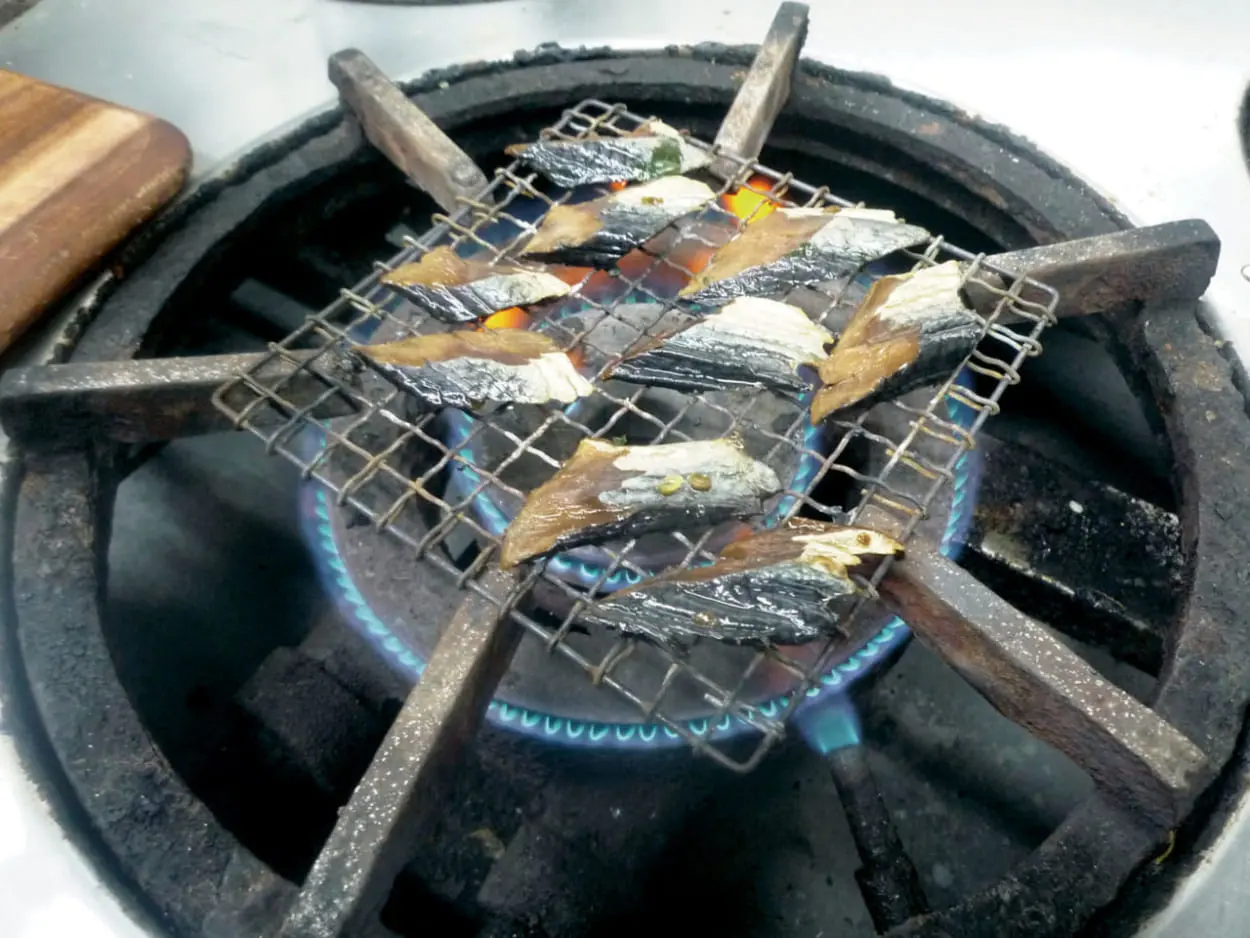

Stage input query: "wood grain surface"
[{"left": 0, "top": 70, "right": 191, "bottom": 353}]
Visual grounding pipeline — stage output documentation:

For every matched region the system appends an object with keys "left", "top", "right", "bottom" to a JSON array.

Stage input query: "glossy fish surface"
[
  {"left": 499, "top": 435, "right": 781, "bottom": 569},
  {"left": 380, "top": 245, "right": 570, "bottom": 323},
  {"left": 607, "top": 296, "right": 833, "bottom": 398},
  {"left": 505, "top": 120, "right": 711, "bottom": 187},
  {"left": 812, "top": 260, "right": 982, "bottom": 422},
  {"left": 355, "top": 329, "right": 592, "bottom": 411},
  {"left": 680, "top": 207, "right": 930, "bottom": 306},
  {"left": 520, "top": 176, "right": 716, "bottom": 268},
  {"left": 577, "top": 520, "right": 904, "bottom": 646}
]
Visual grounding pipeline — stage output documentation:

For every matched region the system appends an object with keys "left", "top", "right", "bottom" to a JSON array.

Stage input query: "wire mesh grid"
[{"left": 212, "top": 98, "right": 1059, "bottom": 771}]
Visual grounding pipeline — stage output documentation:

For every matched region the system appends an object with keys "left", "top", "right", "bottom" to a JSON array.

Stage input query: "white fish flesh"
[{"left": 520, "top": 176, "right": 717, "bottom": 268}]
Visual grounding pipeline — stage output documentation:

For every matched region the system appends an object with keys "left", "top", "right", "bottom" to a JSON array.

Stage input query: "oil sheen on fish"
[
  {"left": 499, "top": 436, "right": 781, "bottom": 569},
  {"left": 380, "top": 245, "right": 570, "bottom": 323},
  {"left": 606, "top": 297, "right": 833, "bottom": 398},
  {"left": 520, "top": 176, "right": 716, "bottom": 268},
  {"left": 811, "top": 260, "right": 982, "bottom": 422},
  {"left": 504, "top": 120, "right": 711, "bottom": 187},
  {"left": 355, "top": 329, "right": 592, "bottom": 411},
  {"left": 577, "top": 520, "right": 904, "bottom": 646},
  {"left": 680, "top": 207, "right": 930, "bottom": 306}
]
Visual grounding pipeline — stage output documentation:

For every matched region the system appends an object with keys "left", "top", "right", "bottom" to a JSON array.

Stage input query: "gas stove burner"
[
  {"left": 261, "top": 94, "right": 1027, "bottom": 759},
  {"left": 297, "top": 225, "right": 985, "bottom": 747}
]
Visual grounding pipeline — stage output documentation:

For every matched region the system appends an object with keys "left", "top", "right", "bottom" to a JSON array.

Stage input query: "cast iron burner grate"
[{"left": 212, "top": 98, "right": 1059, "bottom": 772}]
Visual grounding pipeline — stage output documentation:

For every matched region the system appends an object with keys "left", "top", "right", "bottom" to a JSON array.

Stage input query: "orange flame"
[
  {"left": 615, "top": 249, "right": 655, "bottom": 280},
  {"left": 550, "top": 265, "right": 594, "bottom": 286},
  {"left": 666, "top": 240, "right": 716, "bottom": 276},
  {"left": 608, "top": 180, "right": 629, "bottom": 191},
  {"left": 482, "top": 307, "right": 531, "bottom": 330},
  {"left": 722, "top": 174, "right": 785, "bottom": 222}
]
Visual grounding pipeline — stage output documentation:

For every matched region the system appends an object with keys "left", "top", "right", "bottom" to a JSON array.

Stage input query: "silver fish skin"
[
  {"left": 355, "top": 331, "right": 592, "bottom": 412},
  {"left": 682, "top": 207, "right": 930, "bottom": 306},
  {"left": 608, "top": 297, "right": 833, "bottom": 398},
  {"left": 506, "top": 120, "right": 711, "bottom": 187},
  {"left": 577, "top": 522, "right": 904, "bottom": 646},
  {"left": 520, "top": 176, "right": 716, "bottom": 268}
]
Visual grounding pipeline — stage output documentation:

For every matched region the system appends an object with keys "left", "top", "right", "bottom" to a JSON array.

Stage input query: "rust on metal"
[
  {"left": 710, "top": 2, "right": 809, "bottom": 180},
  {"left": 279, "top": 568, "right": 522, "bottom": 938},
  {"left": 329, "top": 48, "right": 490, "bottom": 214},
  {"left": 969, "top": 220, "right": 1220, "bottom": 320},
  {"left": 0, "top": 350, "right": 356, "bottom": 449},
  {"left": 876, "top": 542, "right": 1209, "bottom": 828}
]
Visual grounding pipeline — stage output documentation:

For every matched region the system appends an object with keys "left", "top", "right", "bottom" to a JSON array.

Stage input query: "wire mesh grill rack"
[{"left": 212, "top": 98, "right": 1059, "bottom": 771}]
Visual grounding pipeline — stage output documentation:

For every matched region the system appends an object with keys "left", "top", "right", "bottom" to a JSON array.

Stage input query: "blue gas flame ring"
[{"left": 296, "top": 365, "right": 982, "bottom": 750}]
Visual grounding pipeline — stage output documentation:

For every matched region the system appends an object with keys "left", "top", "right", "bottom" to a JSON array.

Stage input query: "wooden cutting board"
[{"left": 0, "top": 70, "right": 191, "bottom": 353}]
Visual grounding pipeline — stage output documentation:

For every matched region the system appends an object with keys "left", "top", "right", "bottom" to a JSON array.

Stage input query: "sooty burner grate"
[{"left": 0, "top": 23, "right": 1241, "bottom": 938}]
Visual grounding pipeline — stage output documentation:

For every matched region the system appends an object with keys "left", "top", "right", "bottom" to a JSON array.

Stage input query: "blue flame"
[
  {"left": 296, "top": 365, "right": 981, "bottom": 749},
  {"left": 794, "top": 694, "right": 862, "bottom": 754},
  {"left": 301, "top": 224, "right": 986, "bottom": 748}
]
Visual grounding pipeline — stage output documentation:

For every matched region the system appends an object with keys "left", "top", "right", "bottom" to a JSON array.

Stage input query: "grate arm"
[
  {"left": 329, "top": 48, "right": 491, "bottom": 214},
  {"left": 0, "top": 350, "right": 356, "bottom": 450},
  {"left": 972, "top": 220, "right": 1219, "bottom": 320},
  {"left": 279, "top": 569, "right": 522, "bottom": 938},
  {"left": 710, "top": 2, "right": 809, "bottom": 180},
  {"left": 876, "top": 542, "right": 1209, "bottom": 829}
]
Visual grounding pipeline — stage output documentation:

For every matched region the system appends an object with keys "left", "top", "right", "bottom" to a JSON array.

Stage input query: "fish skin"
[
  {"left": 381, "top": 245, "right": 569, "bottom": 323},
  {"left": 812, "top": 260, "right": 982, "bottom": 421},
  {"left": 681, "top": 207, "right": 930, "bottom": 306},
  {"left": 505, "top": 120, "right": 711, "bottom": 187},
  {"left": 607, "top": 296, "right": 833, "bottom": 398},
  {"left": 499, "top": 436, "right": 781, "bottom": 569},
  {"left": 577, "top": 520, "right": 904, "bottom": 647},
  {"left": 520, "top": 176, "right": 716, "bottom": 269},
  {"left": 354, "top": 329, "right": 591, "bottom": 411}
]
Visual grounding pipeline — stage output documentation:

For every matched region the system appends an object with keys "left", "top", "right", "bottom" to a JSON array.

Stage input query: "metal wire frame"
[{"left": 212, "top": 98, "right": 1059, "bottom": 771}]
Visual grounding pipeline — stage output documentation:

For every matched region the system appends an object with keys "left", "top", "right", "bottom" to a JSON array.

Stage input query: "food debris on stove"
[
  {"left": 505, "top": 119, "right": 711, "bottom": 187},
  {"left": 811, "top": 260, "right": 983, "bottom": 422},
  {"left": 680, "top": 206, "right": 929, "bottom": 305},
  {"left": 499, "top": 435, "right": 781, "bottom": 569},
  {"left": 379, "top": 245, "right": 570, "bottom": 323},
  {"left": 519, "top": 176, "right": 716, "bottom": 268},
  {"left": 353, "top": 329, "right": 592, "bottom": 411},
  {"left": 606, "top": 296, "right": 833, "bottom": 398},
  {"left": 578, "top": 520, "right": 904, "bottom": 646}
]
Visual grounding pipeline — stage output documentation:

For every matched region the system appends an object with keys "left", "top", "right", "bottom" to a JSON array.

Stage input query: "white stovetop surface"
[{"left": 1, "top": 1, "right": 1249, "bottom": 935}]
